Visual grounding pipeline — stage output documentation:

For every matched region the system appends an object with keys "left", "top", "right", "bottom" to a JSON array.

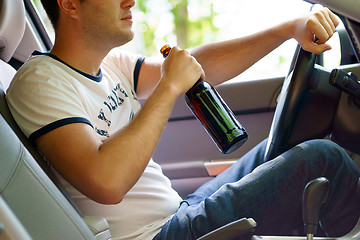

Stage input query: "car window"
[
  {"left": 32, "top": 0, "right": 341, "bottom": 83},
  {"left": 31, "top": 0, "right": 55, "bottom": 42}
]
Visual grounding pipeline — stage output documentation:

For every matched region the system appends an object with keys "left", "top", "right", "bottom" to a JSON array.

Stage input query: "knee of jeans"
[
  {"left": 302, "top": 139, "right": 340, "bottom": 150},
  {"left": 300, "top": 139, "right": 347, "bottom": 162}
]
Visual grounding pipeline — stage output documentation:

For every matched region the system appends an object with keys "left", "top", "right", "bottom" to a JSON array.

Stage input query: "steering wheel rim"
[{"left": 264, "top": 47, "right": 317, "bottom": 161}]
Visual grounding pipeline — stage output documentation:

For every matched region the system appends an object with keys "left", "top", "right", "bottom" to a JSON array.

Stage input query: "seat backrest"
[
  {"left": 0, "top": 0, "right": 26, "bottom": 63},
  {"left": 0, "top": 111, "right": 95, "bottom": 240},
  {"left": 0, "top": 196, "right": 32, "bottom": 240},
  {"left": 0, "top": 0, "right": 98, "bottom": 239},
  {"left": 0, "top": 0, "right": 81, "bottom": 209}
]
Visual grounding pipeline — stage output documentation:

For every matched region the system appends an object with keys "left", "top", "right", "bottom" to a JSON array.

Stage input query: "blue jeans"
[{"left": 154, "top": 139, "right": 360, "bottom": 239}]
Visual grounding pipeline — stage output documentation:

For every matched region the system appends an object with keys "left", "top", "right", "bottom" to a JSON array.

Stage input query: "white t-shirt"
[{"left": 6, "top": 48, "right": 182, "bottom": 240}]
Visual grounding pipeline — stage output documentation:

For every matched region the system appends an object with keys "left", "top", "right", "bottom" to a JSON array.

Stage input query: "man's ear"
[{"left": 57, "top": 0, "right": 80, "bottom": 20}]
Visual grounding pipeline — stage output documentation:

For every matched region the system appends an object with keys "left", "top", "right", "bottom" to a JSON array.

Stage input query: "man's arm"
[
  {"left": 190, "top": 7, "right": 339, "bottom": 86},
  {"left": 35, "top": 47, "right": 204, "bottom": 204},
  {"left": 136, "top": 7, "right": 339, "bottom": 98}
]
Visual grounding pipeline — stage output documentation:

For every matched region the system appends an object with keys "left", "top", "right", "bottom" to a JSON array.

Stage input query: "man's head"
[
  {"left": 40, "top": 0, "right": 86, "bottom": 31},
  {"left": 40, "top": 0, "right": 136, "bottom": 49},
  {"left": 40, "top": 0, "right": 60, "bottom": 30}
]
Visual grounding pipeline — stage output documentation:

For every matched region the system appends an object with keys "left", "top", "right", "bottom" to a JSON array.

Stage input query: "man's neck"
[{"left": 50, "top": 38, "right": 110, "bottom": 76}]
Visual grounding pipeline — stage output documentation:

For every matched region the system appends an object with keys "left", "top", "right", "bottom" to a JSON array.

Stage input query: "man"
[{"left": 6, "top": 0, "right": 360, "bottom": 239}]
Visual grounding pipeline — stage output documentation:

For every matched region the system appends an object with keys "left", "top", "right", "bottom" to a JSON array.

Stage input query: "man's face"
[{"left": 79, "top": 0, "right": 135, "bottom": 48}]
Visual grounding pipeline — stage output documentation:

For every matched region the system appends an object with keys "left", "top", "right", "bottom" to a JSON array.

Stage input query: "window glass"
[
  {"left": 31, "top": 0, "right": 55, "bottom": 42},
  {"left": 32, "top": 0, "right": 341, "bottom": 83}
]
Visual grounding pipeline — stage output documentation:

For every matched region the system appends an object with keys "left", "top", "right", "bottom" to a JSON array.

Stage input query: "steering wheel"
[{"left": 264, "top": 46, "right": 341, "bottom": 161}]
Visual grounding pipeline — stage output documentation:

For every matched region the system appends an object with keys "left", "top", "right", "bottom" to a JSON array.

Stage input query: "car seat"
[{"left": 0, "top": 0, "right": 110, "bottom": 239}]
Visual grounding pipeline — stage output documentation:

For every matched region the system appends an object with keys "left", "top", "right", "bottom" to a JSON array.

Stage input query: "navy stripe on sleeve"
[
  {"left": 29, "top": 117, "right": 93, "bottom": 142},
  {"left": 133, "top": 56, "right": 146, "bottom": 93}
]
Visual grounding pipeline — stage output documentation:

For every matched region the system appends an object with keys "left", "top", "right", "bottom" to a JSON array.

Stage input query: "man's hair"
[
  {"left": 40, "top": 0, "right": 60, "bottom": 30},
  {"left": 40, "top": 0, "right": 85, "bottom": 31}
]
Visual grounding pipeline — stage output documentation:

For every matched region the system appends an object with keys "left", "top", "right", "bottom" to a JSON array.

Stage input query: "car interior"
[{"left": 0, "top": 0, "right": 360, "bottom": 239}]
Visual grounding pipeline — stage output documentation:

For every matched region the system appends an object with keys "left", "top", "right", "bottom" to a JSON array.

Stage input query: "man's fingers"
[
  {"left": 302, "top": 38, "right": 332, "bottom": 55},
  {"left": 306, "top": 17, "right": 329, "bottom": 44},
  {"left": 326, "top": 7, "right": 340, "bottom": 28},
  {"left": 321, "top": 8, "right": 337, "bottom": 32},
  {"left": 296, "top": 7, "right": 339, "bottom": 54},
  {"left": 307, "top": 7, "right": 339, "bottom": 45}
]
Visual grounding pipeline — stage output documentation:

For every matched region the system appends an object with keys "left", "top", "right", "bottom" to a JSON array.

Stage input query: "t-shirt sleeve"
[
  {"left": 103, "top": 48, "right": 145, "bottom": 92},
  {"left": 6, "top": 61, "right": 92, "bottom": 141}
]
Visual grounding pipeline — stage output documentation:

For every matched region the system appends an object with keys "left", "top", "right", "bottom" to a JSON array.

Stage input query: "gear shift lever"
[{"left": 302, "top": 177, "right": 330, "bottom": 240}]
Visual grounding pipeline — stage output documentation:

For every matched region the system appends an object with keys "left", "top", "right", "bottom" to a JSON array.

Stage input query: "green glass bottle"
[{"left": 160, "top": 45, "right": 248, "bottom": 154}]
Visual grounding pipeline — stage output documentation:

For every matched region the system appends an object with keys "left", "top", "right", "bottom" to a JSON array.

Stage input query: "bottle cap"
[{"left": 160, "top": 44, "right": 171, "bottom": 58}]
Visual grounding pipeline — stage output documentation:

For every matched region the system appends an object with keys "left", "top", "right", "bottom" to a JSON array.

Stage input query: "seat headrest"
[{"left": 0, "top": 0, "right": 26, "bottom": 62}]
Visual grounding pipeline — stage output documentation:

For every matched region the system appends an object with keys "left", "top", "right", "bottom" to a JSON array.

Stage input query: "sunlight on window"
[
  {"left": 133, "top": 0, "right": 326, "bottom": 83},
  {"left": 32, "top": 0, "right": 55, "bottom": 42},
  {"left": 209, "top": 0, "right": 313, "bottom": 82},
  {"left": 323, "top": 31, "right": 342, "bottom": 69},
  {"left": 32, "top": 0, "right": 342, "bottom": 83}
]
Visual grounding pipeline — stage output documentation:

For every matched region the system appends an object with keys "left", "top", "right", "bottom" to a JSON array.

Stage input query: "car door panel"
[{"left": 154, "top": 77, "right": 284, "bottom": 197}]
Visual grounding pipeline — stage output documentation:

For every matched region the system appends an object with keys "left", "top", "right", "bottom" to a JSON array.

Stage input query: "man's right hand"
[{"left": 160, "top": 46, "right": 205, "bottom": 97}]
